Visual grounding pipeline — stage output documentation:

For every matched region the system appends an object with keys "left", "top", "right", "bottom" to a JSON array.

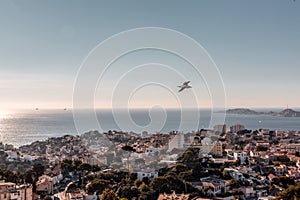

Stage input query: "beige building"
[
  {"left": 36, "top": 175, "right": 53, "bottom": 195},
  {"left": 158, "top": 192, "right": 189, "bottom": 200},
  {"left": 212, "top": 141, "right": 223, "bottom": 156},
  {"left": 230, "top": 124, "right": 245, "bottom": 133},
  {"left": 67, "top": 191, "right": 84, "bottom": 200},
  {"left": 0, "top": 182, "right": 33, "bottom": 200}
]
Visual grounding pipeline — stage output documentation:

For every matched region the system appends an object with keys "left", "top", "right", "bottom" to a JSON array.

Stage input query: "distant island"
[{"left": 226, "top": 108, "right": 300, "bottom": 117}]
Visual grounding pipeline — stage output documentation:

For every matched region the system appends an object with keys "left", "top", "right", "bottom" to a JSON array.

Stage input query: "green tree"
[
  {"left": 100, "top": 189, "right": 119, "bottom": 200},
  {"left": 60, "top": 159, "right": 73, "bottom": 174},
  {"left": 271, "top": 176, "right": 295, "bottom": 189},
  {"left": 222, "top": 170, "right": 231, "bottom": 180},
  {"left": 139, "top": 182, "right": 150, "bottom": 193},
  {"left": 275, "top": 183, "right": 300, "bottom": 200},
  {"left": 117, "top": 185, "right": 138, "bottom": 199},
  {"left": 171, "top": 163, "right": 188, "bottom": 174},
  {"left": 142, "top": 177, "right": 150, "bottom": 185},
  {"left": 79, "top": 163, "right": 92, "bottom": 172},
  {"left": 228, "top": 179, "right": 240, "bottom": 189},
  {"left": 178, "top": 170, "right": 193, "bottom": 181},
  {"left": 43, "top": 196, "right": 52, "bottom": 200},
  {"left": 72, "top": 159, "right": 82, "bottom": 170},
  {"left": 242, "top": 173, "right": 250, "bottom": 179},
  {"left": 178, "top": 148, "right": 200, "bottom": 164},
  {"left": 24, "top": 170, "right": 35, "bottom": 184},
  {"left": 134, "top": 179, "right": 141, "bottom": 187},
  {"left": 150, "top": 174, "right": 185, "bottom": 194},
  {"left": 122, "top": 145, "right": 136, "bottom": 152},
  {"left": 33, "top": 163, "right": 45, "bottom": 177},
  {"left": 256, "top": 146, "right": 268, "bottom": 151},
  {"left": 139, "top": 182, "right": 156, "bottom": 200},
  {"left": 1, "top": 170, "right": 16, "bottom": 182}
]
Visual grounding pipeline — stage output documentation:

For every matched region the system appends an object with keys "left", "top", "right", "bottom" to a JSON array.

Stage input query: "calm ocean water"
[{"left": 0, "top": 109, "right": 300, "bottom": 147}]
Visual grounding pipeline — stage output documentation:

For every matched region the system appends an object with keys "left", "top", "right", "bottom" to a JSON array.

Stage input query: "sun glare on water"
[
  {"left": 0, "top": 111, "right": 13, "bottom": 120},
  {"left": 0, "top": 112, "right": 6, "bottom": 119}
]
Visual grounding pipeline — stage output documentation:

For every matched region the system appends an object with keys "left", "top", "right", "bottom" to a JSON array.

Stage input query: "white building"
[
  {"left": 200, "top": 177, "right": 229, "bottom": 194},
  {"left": 250, "top": 150, "right": 260, "bottom": 158},
  {"left": 5, "top": 151, "right": 18, "bottom": 161},
  {"left": 224, "top": 168, "right": 246, "bottom": 182},
  {"left": 137, "top": 169, "right": 158, "bottom": 181},
  {"left": 233, "top": 152, "right": 249, "bottom": 165},
  {"left": 241, "top": 187, "right": 255, "bottom": 198}
]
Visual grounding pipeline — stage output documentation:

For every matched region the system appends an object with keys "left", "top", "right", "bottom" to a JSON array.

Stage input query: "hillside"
[{"left": 226, "top": 108, "right": 300, "bottom": 117}]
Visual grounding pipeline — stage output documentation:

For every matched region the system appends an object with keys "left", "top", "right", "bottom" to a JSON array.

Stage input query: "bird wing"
[
  {"left": 183, "top": 81, "right": 190, "bottom": 85},
  {"left": 178, "top": 87, "right": 185, "bottom": 92}
]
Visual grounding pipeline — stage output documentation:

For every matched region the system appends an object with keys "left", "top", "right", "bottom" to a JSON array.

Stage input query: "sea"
[{"left": 1, "top": 108, "right": 300, "bottom": 147}]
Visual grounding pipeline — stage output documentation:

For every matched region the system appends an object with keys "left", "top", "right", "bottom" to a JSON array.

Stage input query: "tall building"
[
  {"left": 168, "top": 132, "right": 184, "bottom": 151},
  {"left": 213, "top": 124, "right": 227, "bottom": 134},
  {"left": 212, "top": 141, "right": 223, "bottom": 156},
  {"left": 230, "top": 124, "right": 245, "bottom": 133},
  {"left": 200, "top": 137, "right": 214, "bottom": 155}
]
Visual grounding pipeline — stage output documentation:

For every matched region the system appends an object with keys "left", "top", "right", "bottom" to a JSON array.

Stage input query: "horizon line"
[{"left": 2, "top": 106, "right": 300, "bottom": 112}]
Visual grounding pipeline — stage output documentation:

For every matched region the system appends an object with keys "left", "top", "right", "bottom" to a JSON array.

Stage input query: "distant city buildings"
[
  {"left": 2, "top": 123, "right": 300, "bottom": 200},
  {"left": 230, "top": 124, "right": 245, "bottom": 133},
  {"left": 213, "top": 124, "right": 228, "bottom": 134}
]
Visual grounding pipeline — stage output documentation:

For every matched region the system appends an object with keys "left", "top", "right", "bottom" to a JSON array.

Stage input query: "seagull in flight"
[{"left": 178, "top": 81, "right": 192, "bottom": 92}]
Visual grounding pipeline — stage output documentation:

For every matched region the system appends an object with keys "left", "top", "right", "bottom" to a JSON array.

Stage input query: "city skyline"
[{"left": 0, "top": 0, "right": 300, "bottom": 111}]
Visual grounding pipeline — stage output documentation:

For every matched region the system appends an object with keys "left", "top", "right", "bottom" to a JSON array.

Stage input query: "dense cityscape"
[
  {"left": 1, "top": 124, "right": 300, "bottom": 200},
  {"left": 1, "top": 1, "right": 299, "bottom": 200}
]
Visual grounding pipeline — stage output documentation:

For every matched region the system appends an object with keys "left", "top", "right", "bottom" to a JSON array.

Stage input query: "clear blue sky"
[{"left": 0, "top": 0, "right": 299, "bottom": 111}]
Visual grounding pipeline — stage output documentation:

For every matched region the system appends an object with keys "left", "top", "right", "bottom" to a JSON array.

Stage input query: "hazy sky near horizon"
[{"left": 0, "top": 0, "right": 299, "bottom": 111}]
